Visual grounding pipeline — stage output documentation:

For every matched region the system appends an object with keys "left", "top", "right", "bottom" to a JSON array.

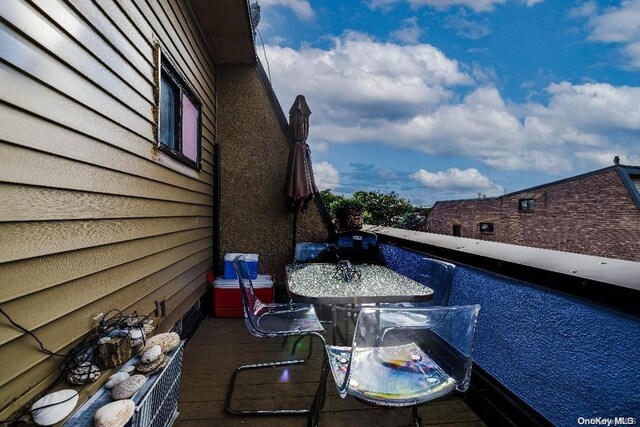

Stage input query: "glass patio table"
[{"left": 285, "top": 263, "right": 434, "bottom": 344}]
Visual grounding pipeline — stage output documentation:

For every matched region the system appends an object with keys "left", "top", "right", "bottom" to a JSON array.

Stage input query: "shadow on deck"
[{"left": 175, "top": 316, "right": 485, "bottom": 426}]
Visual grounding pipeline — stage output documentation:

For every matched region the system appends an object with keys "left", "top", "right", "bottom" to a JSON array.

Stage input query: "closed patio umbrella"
[{"left": 285, "top": 95, "right": 317, "bottom": 254}]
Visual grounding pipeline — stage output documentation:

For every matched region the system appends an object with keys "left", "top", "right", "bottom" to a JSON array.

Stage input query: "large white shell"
[
  {"left": 141, "top": 345, "right": 161, "bottom": 363},
  {"left": 94, "top": 399, "right": 135, "bottom": 427},
  {"left": 105, "top": 372, "right": 129, "bottom": 389},
  {"left": 140, "top": 332, "right": 179, "bottom": 353},
  {"left": 31, "top": 389, "right": 78, "bottom": 426},
  {"left": 111, "top": 374, "right": 147, "bottom": 400},
  {"left": 122, "top": 365, "right": 136, "bottom": 374}
]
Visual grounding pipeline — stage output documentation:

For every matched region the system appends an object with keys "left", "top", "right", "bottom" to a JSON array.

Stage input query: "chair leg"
[
  {"left": 307, "top": 352, "right": 330, "bottom": 427},
  {"left": 225, "top": 335, "right": 320, "bottom": 416},
  {"left": 290, "top": 334, "right": 314, "bottom": 360},
  {"left": 412, "top": 406, "right": 423, "bottom": 427}
]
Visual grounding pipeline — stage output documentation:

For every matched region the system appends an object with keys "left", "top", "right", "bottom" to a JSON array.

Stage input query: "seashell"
[
  {"left": 94, "top": 399, "right": 135, "bottom": 427},
  {"left": 140, "top": 332, "right": 179, "bottom": 354},
  {"left": 105, "top": 372, "right": 129, "bottom": 389},
  {"left": 31, "top": 389, "right": 78, "bottom": 426},
  {"left": 145, "top": 355, "right": 169, "bottom": 376},
  {"left": 123, "top": 317, "right": 140, "bottom": 328},
  {"left": 141, "top": 319, "right": 154, "bottom": 337},
  {"left": 129, "top": 328, "right": 144, "bottom": 353},
  {"left": 107, "top": 329, "right": 129, "bottom": 338},
  {"left": 129, "top": 328, "right": 143, "bottom": 344},
  {"left": 67, "top": 361, "right": 101, "bottom": 385},
  {"left": 141, "top": 345, "right": 161, "bottom": 364},
  {"left": 135, "top": 354, "right": 164, "bottom": 374},
  {"left": 123, "top": 317, "right": 153, "bottom": 336},
  {"left": 111, "top": 374, "right": 146, "bottom": 400},
  {"left": 122, "top": 365, "right": 136, "bottom": 374},
  {"left": 73, "top": 346, "right": 95, "bottom": 365}
]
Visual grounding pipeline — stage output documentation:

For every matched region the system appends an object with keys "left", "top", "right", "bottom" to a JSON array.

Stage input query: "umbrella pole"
[{"left": 292, "top": 211, "right": 298, "bottom": 260}]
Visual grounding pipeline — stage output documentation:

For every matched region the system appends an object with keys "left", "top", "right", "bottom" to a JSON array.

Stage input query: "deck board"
[{"left": 176, "top": 317, "right": 485, "bottom": 426}]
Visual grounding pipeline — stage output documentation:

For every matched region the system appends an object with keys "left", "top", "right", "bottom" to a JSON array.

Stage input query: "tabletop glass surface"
[{"left": 286, "top": 263, "right": 433, "bottom": 300}]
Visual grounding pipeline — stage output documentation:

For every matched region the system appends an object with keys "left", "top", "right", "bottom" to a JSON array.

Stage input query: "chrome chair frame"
[{"left": 224, "top": 257, "right": 328, "bottom": 417}]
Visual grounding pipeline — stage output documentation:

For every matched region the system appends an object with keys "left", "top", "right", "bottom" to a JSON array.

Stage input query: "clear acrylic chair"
[
  {"left": 308, "top": 305, "right": 481, "bottom": 426},
  {"left": 391, "top": 257, "right": 456, "bottom": 307},
  {"left": 225, "top": 256, "right": 327, "bottom": 416}
]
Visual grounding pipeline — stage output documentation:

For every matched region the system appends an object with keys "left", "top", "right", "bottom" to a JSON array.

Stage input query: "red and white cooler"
[{"left": 213, "top": 274, "right": 274, "bottom": 317}]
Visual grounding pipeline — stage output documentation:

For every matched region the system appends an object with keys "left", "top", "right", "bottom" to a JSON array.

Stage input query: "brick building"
[{"left": 425, "top": 164, "right": 640, "bottom": 262}]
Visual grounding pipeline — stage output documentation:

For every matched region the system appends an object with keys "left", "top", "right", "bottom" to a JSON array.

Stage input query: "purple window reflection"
[{"left": 181, "top": 94, "right": 199, "bottom": 163}]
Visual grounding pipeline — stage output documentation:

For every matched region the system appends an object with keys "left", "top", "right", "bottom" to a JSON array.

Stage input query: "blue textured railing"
[{"left": 380, "top": 243, "right": 640, "bottom": 426}]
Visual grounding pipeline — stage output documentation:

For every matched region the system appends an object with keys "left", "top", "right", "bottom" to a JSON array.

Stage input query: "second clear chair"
[
  {"left": 225, "top": 256, "right": 326, "bottom": 416},
  {"left": 308, "top": 304, "right": 481, "bottom": 426}
]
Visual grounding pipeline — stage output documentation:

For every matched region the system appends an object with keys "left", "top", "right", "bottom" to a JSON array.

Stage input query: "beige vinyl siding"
[{"left": 0, "top": 0, "right": 216, "bottom": 417}]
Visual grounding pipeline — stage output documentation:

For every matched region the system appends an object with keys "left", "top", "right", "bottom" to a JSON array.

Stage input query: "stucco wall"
[
  {"left": 217, "top": 65, "right": 329, "bottom": 285},
  {"left": 426, "top": 169, "right": 640, "bottom": 261},
  {"left": 381, "top": 244, "right": 640, "bottom": 426}
]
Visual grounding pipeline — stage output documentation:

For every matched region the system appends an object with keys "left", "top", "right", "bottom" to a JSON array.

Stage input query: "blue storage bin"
[{"left": 223, "top": 253, "right": 259, "bottom": 279}]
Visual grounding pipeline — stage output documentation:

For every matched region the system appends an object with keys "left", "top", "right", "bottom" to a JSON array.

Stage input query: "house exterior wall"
[
  {"left": 426, "top": 169, "right": 640, "bottom": 262},
  {"left": 217, "top": 65, "right": 330, "bottom": 285},
  {"left": 0, "top": 0, "right": 215, "bottom": 417}
]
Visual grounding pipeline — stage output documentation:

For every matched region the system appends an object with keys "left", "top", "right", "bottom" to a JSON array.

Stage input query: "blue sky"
[{"left": 255, "top": 0, "right": 640, "bottom": 206}]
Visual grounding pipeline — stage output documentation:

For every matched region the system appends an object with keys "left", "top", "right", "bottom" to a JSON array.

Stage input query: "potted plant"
[{"left": 330, "top": 198, "right": 365, "bottom": 230}]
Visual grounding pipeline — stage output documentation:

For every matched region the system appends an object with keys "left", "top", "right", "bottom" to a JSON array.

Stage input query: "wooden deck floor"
[{"left": 175, "top": 316, "right": 485, "bottom": 427}]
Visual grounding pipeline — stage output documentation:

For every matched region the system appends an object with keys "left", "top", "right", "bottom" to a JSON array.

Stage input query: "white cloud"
[
  {"left": 391, "top": 17, "right": 424, "bottom": 44},
  {"left": 309, "top": 141, "right": 329, "bottom": 153},
  {"left": 264, "top": 33, "right": 640, "bottom": 176},
  {"left": 407, "top": 0, "right": 506, "bottom": 12},
  {"left": 444, "top": 11, "right": 492, "bottom": 39},
  {"left": 569, "top": 0, "right": 597, "bottom": 18},
  {"left": 483, "top": 150, "right": 573, "bottom": 172},
  {"left": 369, "top": 0, "right": 543, "bottom": 12},
  {"left": 534, "top": 82, "right": 640, "bottom": 133},
  {"left": 265, "top": 32, "right": 472, "bottom": 123},
  {"left": 575, "top": 151, "right": 640, "bottom": 167},
  {"left": 309, "top": 83, "right": 639, "bottom": 173},
  {"left": 586, "top": 0, "right": 640, "bottom": 69},
  {"left": 589, "top": 0, "right": 640, "bottom": 42},
  {"left": 314, "top": 161, "right": 341, "bottom": 190},
  {"left": 411, "top": 168, "right": 503, "bottom": 194},
  {"left": 260, "top": 0, "right": 315, "bottom": 21},
  {"left": 623, "top": 42, "right": 640, "bottom": 68}
]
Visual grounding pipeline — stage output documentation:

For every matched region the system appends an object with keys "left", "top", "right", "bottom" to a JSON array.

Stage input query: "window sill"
[{"left": 158, "top": 144, "right": 200, "bottom": 171}]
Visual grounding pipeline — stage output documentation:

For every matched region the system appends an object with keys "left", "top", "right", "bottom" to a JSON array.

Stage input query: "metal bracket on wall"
[{"left": 155, "top": 298, "right": 166, "bottom": 317}]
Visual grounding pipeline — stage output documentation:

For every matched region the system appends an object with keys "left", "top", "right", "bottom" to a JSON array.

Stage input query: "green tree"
[
  {"left": 319, "top": 189, "right": 346, "bottom": 216},
  {"left": 319, "top": 189, "right": 428, "bottom": 230},
  {"left": 352, "top": 191, "right": 414, "bottom": 227}
]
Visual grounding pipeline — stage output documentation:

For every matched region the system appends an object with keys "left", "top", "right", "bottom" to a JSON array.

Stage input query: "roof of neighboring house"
[{"left": 431, "top": 164, "right": 640, "bottom": 210}]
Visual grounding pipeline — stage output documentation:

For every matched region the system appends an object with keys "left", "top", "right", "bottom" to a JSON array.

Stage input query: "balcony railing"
[{"left": 369, "top": 226, "right": 640, "bottom": 426}]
